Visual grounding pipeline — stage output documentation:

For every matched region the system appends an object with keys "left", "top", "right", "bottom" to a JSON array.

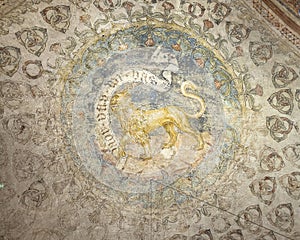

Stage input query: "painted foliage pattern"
[{"left": 0, "top": 0, "right": 299, "bottom": 239}]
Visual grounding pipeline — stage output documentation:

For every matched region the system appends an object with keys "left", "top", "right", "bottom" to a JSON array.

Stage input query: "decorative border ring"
[{"left": 22, "top": 60, "right": 44, "bottom": 79}]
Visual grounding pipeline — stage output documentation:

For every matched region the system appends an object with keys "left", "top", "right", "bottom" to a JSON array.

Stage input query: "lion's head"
[{"left": 110, "top": 89, "right": 130, "bottom": 112}]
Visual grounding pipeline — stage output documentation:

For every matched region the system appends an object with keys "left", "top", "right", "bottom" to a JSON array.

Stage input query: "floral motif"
[
  {"left": 203, "top": 19, "right": 214, "bottom": 31},
  {"left": 266, "top": 115, "right": 294, "bottom": 142},
  {"left": 242, "top": 74, "right": 263, "bottom": 111},
  {"left": 40, "top": 5, "right": 71, "bottom": 33},
  {"left": 22, "top": 60, "right": 44, "bottom": 79},
  {"left": 249, "top": 42, "right": 273, "bottom": 66},
  {"left": 2, "top": 113, "right": 35, "bottom": 144},
  {"left": 219, "top": 229, "right": 244, "bottom": 240},
  {"left": 67, "top": 177, "right": 85, "bottom": 201},
  {"left": 123, "top": 1, "right": 135, "bottom": 16},
  {"left": 190, "top": 229, "right": 213, "bottom": 240},
  {"left": 93, "top": 0, "right": 121, "bottom": 13},
  {"left": 0, "top": 46, "right": 21, "bottom": 77},
  {"left": 88, "top": 202, "right": 121, "bottom": 226},
  {"left": 20, "top": 179, "right": 49, "bottom": 209},
  {"left": 236, "top": 204, "right": 262, "bottom": 232},
  {"left": 268, "top": 89, "right": 294, "bottom": 115},
  {"left": 251, "top": 84, "right": 263, "bottom": 96},
  {"left": 0, "top": 0, "right": 52, "bottom": 36},
  {"left": 267, "top": 203, "right": 294, "bottom": 232},
  {"left": 257, "top": 231, "right": 277, "bottom": 240},
  {"left": 279, "top": 172, "right": 300, "bottom": 200},
  {"left": 271, "top": 62, "right": 298, "bottom": 88},
  {"left": 225, "top": 22, "right": 251, "bottom": 46},
  {"left": 162, "top": 2, "right": 175, "bottom": 14},
  {"left": 58, "top": 204, "right": 80, "bottom": 231},
  {"left": 282, "top": 143, "right": 300, "bottom": 168},
  {"left": 211, "top": 215, "right": 231, "bottom": 233},
  {"left": 12, "top": 150, "right": 44, "bottom": 182},
  {"left": 50, "top": 42, "right": 65, "bottom": 55},
  {"left": 0, "top": 81, "right": 30, "bottom": 109},
  {"left": 145, "top": 34, "right": 155, "bottom": 47},
  {"left": 69, "top": 0, "right": 93, "bottom": 10},
  {"left": 208, "top": 2, "right": 231, "bottom": 25},
  {"left": 259, "top": 145, "right": 285, "bottom": 172},
  {"left": 15, "top": 27, "right": 48, "bottom": 56},
  {"left": 185, "top": 3, "right": 206, "bottom": 18},
  {"left": 249, "top": 176, "right": 277, "bottom": 205},
  {"left": 52, "top": 178, "right": 70, "bottom": 195},
  {"left": 172, "top": 43, "right": 181, "bottom": 51}
]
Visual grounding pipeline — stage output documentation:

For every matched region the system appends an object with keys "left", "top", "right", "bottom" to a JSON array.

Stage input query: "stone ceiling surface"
[
  {"left": 0, "top": 0, "right": 300, "bottom": 239},
  {"left": 249, "top": 0, "right": 300, "bottom": 49}
]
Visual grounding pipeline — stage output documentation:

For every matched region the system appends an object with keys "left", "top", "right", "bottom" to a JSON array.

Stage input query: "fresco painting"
[{"left": 0, "top": 0, "right": 299, "bottom": 239}]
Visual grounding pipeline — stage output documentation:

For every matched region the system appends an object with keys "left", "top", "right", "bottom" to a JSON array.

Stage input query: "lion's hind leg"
[
  {"left": 135, "top": 132, "right": 152, "bottom": 160},
  {"left": 162, "top": 122, "right": 178, "bottom": 149}
]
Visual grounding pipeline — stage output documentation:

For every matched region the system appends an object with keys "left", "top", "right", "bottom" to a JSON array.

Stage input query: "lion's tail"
[{"left": 181, "top": 81, "right": 206, "bottom": 119}]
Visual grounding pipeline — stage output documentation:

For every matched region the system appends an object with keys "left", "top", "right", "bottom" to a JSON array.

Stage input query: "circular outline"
[
  {"left": 59, "top": 20, "right": 246, "bottom": 194},
  {"left": 22, "top": 60, "right": 44, "bottom": 79}
]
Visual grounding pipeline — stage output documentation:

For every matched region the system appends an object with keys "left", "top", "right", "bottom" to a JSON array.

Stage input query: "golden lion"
[{"left": 110, "top": 81, "right": 206, "bottom": 160}]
